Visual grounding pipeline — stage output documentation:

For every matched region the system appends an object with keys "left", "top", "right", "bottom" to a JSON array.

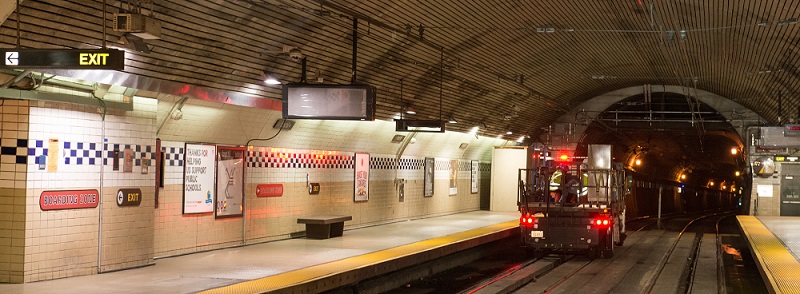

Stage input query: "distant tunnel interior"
[{"left": 574, "top": 91, "right": 749, "bottom": 212}]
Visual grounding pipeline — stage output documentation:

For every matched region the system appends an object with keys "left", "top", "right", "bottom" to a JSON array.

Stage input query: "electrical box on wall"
[{"left": 113, "top": 13, "right": 162, "bottom": 39}]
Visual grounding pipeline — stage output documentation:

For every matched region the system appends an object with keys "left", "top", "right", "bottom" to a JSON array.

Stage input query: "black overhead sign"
[{"left": 1, "top": 49, "right": 124, "bottom": 70}]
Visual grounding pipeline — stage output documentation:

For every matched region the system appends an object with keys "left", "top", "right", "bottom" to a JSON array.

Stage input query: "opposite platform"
[
  {"left": 0, "top": 211, "right": 519, "bottom": 294},
  {"left": 737, "top": 215, "right": 800, "bottom": 294}
]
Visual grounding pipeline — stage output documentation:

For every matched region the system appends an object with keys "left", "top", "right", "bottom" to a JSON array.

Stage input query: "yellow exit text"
[{"left": 79, "top": 53, "right": 110, "bottom": 66}]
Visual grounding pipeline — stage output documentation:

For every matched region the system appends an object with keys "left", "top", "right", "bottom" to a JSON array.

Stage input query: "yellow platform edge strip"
[
  {"left": 200, "top": 220, "right": 519, "bottom": 294},
  {"left": 737, "top": 215, "right": 800, "bottom": 294}
]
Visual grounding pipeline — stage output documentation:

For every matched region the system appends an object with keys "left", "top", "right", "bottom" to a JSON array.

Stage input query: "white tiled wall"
[
  {"left": 153, "top": 98, "right": 504, "bottom": 254},
  {"left": 8, "top": 93, "right": 508, "bottom": 281},
  {"left": 22, "top": 97, "right": 156, "bottom": 282}
]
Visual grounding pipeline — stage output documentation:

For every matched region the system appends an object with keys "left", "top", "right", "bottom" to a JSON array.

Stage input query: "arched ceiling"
[{"left": 0, "top": 0, "right": 798, "bottom": 141}]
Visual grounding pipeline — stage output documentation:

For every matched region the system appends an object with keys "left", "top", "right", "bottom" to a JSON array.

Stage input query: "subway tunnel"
[{"left": 0, "top": 0, "right": 799, "bottom": 291}]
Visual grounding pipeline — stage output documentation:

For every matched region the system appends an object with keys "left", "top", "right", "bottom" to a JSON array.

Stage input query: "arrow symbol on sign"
[{"left": 5, "top": 52, "right": 19, "bottom": 66}]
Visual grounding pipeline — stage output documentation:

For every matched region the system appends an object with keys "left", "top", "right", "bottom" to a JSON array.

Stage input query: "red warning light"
[{"left": 592, "top": 216, "right": 612, "bottom": 229}]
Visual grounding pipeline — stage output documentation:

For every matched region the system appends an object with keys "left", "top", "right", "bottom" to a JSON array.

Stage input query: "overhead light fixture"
[
  {"left": 730, "top": 147, "right": 738, "bottom": 155},
  {"left": 391, "top": 134, "right": 406, "bottom": 143},
  {"left": 403, "top": 105, "right": 417, "bottom": 115},
  {"left": 395, "top": 119, "right": 444, "bottom": 133},
  {"left": 506, "top": 130, "right": 513, "bottom": 135},
  {"left": 516, "top": 136, "right": 525, "bottom": 143},
  {"left": 273, "top": 119, "right": 295, "bottom": 130},
  {"left": 468, "top": 126, "right": 479, "bottom": 136},
  {"left": 448, "top": 116, "right": 458, "bottom": 124},
  {"left": 262, "top": 70, "right": 281, "bottom": 85}
]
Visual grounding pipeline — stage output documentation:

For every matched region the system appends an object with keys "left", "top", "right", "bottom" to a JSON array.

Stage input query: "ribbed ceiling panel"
[{"left": 1, "top": 0, "right": 798, "bottom": 138}]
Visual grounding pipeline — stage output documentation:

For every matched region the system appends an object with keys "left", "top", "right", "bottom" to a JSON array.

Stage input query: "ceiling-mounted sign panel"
[
  {"left": 282, "top": 84, "right": 376, "bottom": 121},
  {"left": 1, "top": 49, "right": 124, "bottom": 70}
]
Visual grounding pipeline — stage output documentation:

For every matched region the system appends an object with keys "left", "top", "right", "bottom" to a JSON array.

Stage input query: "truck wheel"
[
  {"left": 615, "top": 232, "right": 627, "bottom": 247},
  {"left": 587, "top": 248, "right": 598, "bottom": 260},
  {"left": 603, "top": 234, "right": 615, "bottom": 258}
]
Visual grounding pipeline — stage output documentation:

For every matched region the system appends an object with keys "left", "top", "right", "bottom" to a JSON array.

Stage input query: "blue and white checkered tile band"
[
  {"left": 247, "top": 151, "right": 354, "bottom": 169},
  {"left": 102, "top": 143, "right": 156, "bottom": 167},
  {"left": 371, "top": 157, "right": 394, "bottom": 169},
  {"left": 399, "top": 158, "right": 423, "bottom": 170},
  {"left": 161, "top": 147, "right": 184, "bottom": 167},
  {"left": 28, "top": 140, "right": 155, "bottom": 166},
  {"left": 65, "top": 141, "right": 103, "bottom": 165},
  {"left": 460, "top": 161, "right": 472, "bottom": 171}
]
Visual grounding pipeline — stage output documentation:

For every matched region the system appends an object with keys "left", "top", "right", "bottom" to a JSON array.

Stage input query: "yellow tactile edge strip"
[
  {"left": 737, "top": 215, "right": 800, "bottom": 294},
  {"left": 200, "top": 220, "right": 519, "bottom": 294}
]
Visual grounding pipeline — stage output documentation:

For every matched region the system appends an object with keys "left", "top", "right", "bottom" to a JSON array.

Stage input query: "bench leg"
[
  {"left": 305, "top": 224, "right": 331, "bottom": 239},
  {"left": 329, "top": 222, "right": 344, "bottom": 238}
]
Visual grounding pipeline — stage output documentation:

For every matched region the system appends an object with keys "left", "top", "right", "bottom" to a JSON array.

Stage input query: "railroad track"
[{"left": 458, "top": 211, "right": 736, "bottom": 294}]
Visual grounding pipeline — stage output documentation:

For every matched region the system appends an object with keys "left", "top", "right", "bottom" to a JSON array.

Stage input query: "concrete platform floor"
[{"left": 0, "top": 210, "right": 519, "bottom": 294}]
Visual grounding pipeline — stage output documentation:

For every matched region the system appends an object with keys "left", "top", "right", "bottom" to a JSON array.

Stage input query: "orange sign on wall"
[
  {"left": 256, "top": 184, "right": 283, "bottom": 197},
  {"left": 40, "top": 190, "right": 99, "bottom": 211}
]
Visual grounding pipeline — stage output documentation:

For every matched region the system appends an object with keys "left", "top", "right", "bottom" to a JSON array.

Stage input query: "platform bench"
[{"left": 297, "top": 215, "right": 353, "bottom": 239}]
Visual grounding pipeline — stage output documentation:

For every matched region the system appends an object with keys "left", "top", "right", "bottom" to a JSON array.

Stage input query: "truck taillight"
[
  {"left": 592, "top": 216, "right": 611, "bottom": 229},
  {"left": 520, "top": 216, "right": 535, "bottom": 226}
]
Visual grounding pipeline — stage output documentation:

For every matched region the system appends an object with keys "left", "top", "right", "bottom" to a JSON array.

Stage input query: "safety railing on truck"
[{"left": 518, "top": 166, "right": 626, "bottom": 213}]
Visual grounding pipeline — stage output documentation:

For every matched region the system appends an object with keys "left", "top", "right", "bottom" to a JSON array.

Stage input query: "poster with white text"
[
  {"left": 354, "top": 153, "right": 370, "bottom": 202},
  {"left": 424, "top": 157, "right": 435, "bottom": 197},
  {"left": 449, "top": 160, "right": 458, "bottom": 195},
  {"left": 471, "top": 160, "right": 479, "bottom": 194},
  {"left": 183, "top": 143, "right": 216, "bottom": 214},
  {"left": 216, "top": 146, "right": 244, "bottom": 218}
]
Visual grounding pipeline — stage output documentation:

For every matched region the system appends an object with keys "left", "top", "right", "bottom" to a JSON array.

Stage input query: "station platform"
[
  {"left": 0, "top": 211, "right": 519, "bottom": 294},
  {"left": 737, "top": 215, "right": 800, "bottom": 294}
]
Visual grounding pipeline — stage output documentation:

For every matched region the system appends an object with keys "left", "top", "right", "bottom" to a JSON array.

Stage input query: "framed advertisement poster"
[
  {"left": 424, "top": 157, "right": 435, "bottom": 197},
  {"left": 216, "top": 146, "right": 244, "bottom": 218},
  {"left": 471, "top": 160, "right": 479, "bottom": 194},
  {"left": 183, "top": 143, "right": 216, "bottom": 214},
  {"left": 354, "top": 153, "right": 370, "bottom": 202},
  {"left": 449, "top": 160, "right": 458, "bottom": 195}
]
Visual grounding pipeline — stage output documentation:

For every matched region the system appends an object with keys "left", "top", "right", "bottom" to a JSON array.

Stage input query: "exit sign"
[{"left": 1, "top": 49, "right": 124, "bottom": 70}]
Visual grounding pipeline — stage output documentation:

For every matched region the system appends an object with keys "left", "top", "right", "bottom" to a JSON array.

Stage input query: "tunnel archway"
[{"left": 546, "top": 85, "right": 764, "bottom": 212}]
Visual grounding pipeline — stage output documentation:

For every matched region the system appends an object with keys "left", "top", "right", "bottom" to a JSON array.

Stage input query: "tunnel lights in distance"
[
  {"left": 735, "top": 171, "right": 741, "bottom": 177},
  {"left": 731, "top": 147, "right": 738, "bottom": 155},
  {"left": 634, "top": 159, "right": 642, "bottom": 166},
  {"left": 680, "top": 174, "right": 686, "bottom": 180}
]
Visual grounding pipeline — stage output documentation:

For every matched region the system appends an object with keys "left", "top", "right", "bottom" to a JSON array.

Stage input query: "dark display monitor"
[{"left": 282, "top": 84, "right": 376, "bottom": 120}]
